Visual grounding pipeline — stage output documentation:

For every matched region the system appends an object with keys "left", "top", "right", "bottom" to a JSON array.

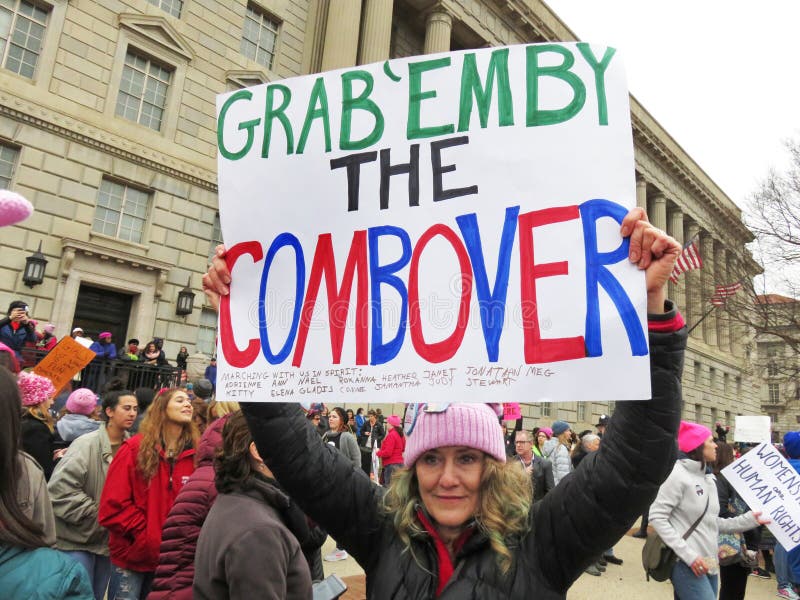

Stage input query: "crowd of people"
[{"left": 0, "top": 201, "right": 795, "bottom": 600}]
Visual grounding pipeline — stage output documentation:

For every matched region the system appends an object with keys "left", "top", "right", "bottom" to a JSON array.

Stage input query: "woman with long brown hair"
[
  {"left": 0, "top": 366, "right": 92, "bottom": 597},
  {"left": 99, "top": 387, "right": 198, "bottom": 599}
]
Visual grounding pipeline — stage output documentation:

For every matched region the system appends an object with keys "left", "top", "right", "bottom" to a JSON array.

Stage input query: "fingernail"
[{"left": 224, "top": 277, "right": 231, "bottom": 284}]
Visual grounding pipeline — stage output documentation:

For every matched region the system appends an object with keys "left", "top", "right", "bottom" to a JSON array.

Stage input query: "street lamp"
[
  {"left": 22, "top": 241, "right": 47, "bottom": 287},
  {"left": 176, "top": 276, "right": 195, "bottom": 316}
]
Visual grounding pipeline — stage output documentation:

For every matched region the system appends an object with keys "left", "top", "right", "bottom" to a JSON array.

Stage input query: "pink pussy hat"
[
  {"left": 677, "top": 420, "right": 712, "bottom": 453},
  {"left": 17, "top": 371, "right": 56, "bottom": 407},
  {"left": 66, "top": 388, "right": 97, "bottom": 416},
  {"left": 404, "top": 403, "right": 506, "bottom": 466},
  {"left": 0, "top": 190, "right": 33, "bottom": 227}
]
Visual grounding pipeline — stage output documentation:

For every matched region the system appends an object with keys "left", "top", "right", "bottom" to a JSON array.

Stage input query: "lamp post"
[
  {"left": 22, "top": 241, "right": 47, "bottom": 287},
  {"left": 176, "top": 276, "right": 195, "bottom": 316}
]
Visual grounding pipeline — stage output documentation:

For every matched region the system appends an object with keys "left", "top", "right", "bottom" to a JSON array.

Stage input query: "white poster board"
[
  {"left": 215, "top": 42, "right": 649, "bottom": 403},
  {"left": 722, "top": 442, "right": 800, "bottom": 551},
  {"left": 734, "top": 415, "right": 772, "bottom": 443}
]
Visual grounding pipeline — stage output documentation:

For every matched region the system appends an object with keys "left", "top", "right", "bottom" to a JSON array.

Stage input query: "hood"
[
  {"left": 196, "top": 413, "right": 229, "bottom": 466},
  {"left": 677, "top": 456, "right": 707, "bottom": 474},
  {"left": 789, "top": 457, "right": 800, "bottom": 474},
  {"left": 56, "top": 414, "right": 100, "bottom": 442}
]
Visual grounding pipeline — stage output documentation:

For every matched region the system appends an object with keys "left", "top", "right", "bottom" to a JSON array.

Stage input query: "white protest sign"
[
  {"left": 215, "top": 42, "right": 649, "bottom": 403},
  {"left": 734, "top": 415, "right": 772, "bottom": 443},
  {"left": 723, "top": 442, "right": 800, "bottom": 551}
]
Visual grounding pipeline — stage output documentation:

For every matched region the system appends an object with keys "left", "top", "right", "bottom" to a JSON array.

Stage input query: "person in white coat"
[
  {"left": 649, "top": 421, "right": 769, "bottom": 600},
  {"left": 542, "top": 420, "right": 572, "bottom": 485}
]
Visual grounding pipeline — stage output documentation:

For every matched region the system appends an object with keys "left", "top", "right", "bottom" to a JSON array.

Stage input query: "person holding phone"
[
  {"left": 0, "top": 300, "right": 37, "bottom": 362},
  {"left": 204, "top": 208, "right": 692, "bottom": 597}
]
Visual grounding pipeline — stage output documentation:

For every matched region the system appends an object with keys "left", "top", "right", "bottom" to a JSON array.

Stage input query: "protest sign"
[
  {"left": 503, "top": 403, "right": 522, "bottom": 421},
  {"left": 723, "top": 442, "right": 800, "bottom": 551},
  {"left": 34, "top": 336, "right": 96, "bottom": 393},
  {"left": 734, "top": 415, "right": 772, "bottom": 443},
  {"left": 216, "top": 42, "right": 647, "bottom": 403}
]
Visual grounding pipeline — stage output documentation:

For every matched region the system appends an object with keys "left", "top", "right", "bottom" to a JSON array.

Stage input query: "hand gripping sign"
[{"left": 215, "top": 42, "right": 649, "bottom": 404}]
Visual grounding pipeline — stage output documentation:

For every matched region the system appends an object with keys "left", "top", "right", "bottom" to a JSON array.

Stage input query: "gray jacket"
[
  {"left": 322, "top": 430, "right": 361, "bottom": 469},
  {"left": 650, "top": 458, "right": 757, "bottom": 567},
  {"left": 542, "top": 438, "right": 572, "bottom": 486},
  {"left": 47, "top": 424, "right": 124, "bottom": 555},
  {"left": 17, "top": 452, "right": 56, "bottom": 547}
]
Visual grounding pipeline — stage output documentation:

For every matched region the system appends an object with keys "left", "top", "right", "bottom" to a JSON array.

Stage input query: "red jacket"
[
  {"left": 98, "top": 434, "right": 195, "bottom": 572},
  {"left": 148, "top": 416, "right": 228, "bottom": 599},
  {"left": 376, "top": 428, "right": 405, "bottom": 466}
]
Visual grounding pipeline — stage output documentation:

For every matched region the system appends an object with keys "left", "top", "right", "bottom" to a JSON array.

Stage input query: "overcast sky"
[{"left": 545, "top": 0, "right": 800, "bottom": 210}]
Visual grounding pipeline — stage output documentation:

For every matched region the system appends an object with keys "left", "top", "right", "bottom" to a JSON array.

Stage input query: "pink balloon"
[{"left": 0, "top": 190, "right": 33, "bottom": 227}]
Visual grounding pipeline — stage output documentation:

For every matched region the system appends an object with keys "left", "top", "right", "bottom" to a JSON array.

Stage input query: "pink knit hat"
[
  {"left": 387, "top": 414, "right": 402, "bottom": 428},
  {"left": 0, "top": 342, "right": 20, "bottom": 373},
  {"left": 17, "top": 371, "right": 55, "bottom": 407},
  {"left": 66, "top": 388, "right": 97, "bottom": 416},
  {"left": 678, "top": 421, "right": 712, "bottom": 453},
  {"left": 0, "top": 190, "right": 33, "bottom": 227},
  {"left": 404, "top": 403, "right": 506, "bottom": 466}
]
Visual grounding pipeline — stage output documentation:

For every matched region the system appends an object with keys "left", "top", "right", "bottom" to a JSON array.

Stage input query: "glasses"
[{"left": 515, "top": 440, "right": 532, "bottom": 444}]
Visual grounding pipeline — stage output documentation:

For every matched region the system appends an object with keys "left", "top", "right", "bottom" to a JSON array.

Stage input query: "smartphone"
[{"left": 312, "top": 574, "right": 347, "bottom": 600}]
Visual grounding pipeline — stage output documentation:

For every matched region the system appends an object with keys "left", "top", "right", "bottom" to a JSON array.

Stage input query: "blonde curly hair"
[{"left": 383, "top": 456, "right": 532, "bottom": 574}]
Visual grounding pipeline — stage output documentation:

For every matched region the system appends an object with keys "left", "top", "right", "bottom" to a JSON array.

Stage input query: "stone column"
[
  {"left": 636, "top": 175, "right": 647, "bottom": 211},
  {"left": 358, "top": 0, "right": 393, "bottom": 65},
  {"left": 685, "top": 222, "right": 702, "bottom": 338},
  {"left": 651, "top": 192, "right": 667, "bottom": 230},
  {"left": 321, "top": 0, "right": 362, "bottom": 71},
  {"left": 424, "top": 6, "right": 452, "bottom": 54},
  {"left": 668, "top": 207, "right": 685, "bottom": 312},
  {"left": 700, "top": 232, "right": 717, "bottom": 346}
]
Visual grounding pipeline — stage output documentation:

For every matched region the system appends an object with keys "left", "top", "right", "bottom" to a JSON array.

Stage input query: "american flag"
[
  {"left": 669, "top": 237, "right": 702, "bottom": 283},
  {"left": 710, "top": 281, "right": 743, "bottom": 306}
]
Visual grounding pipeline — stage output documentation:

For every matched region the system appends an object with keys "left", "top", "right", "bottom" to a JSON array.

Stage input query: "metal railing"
[{"left": 22, "top": 348, "right": 182, "bottom": 394}]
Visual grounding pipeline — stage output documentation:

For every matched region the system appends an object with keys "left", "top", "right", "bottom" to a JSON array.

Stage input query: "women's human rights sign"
[{"left": 215, "top": 42, "right": 649, "bottom": 404}]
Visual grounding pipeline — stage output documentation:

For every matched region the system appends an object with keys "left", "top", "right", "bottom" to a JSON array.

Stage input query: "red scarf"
[{"left": 416, "top": 508, "right": 475, "bottom": 597}]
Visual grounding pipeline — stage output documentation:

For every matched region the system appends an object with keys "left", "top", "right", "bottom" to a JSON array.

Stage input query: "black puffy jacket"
[{"left": 243, "top": 310, "right": 686, "bottom": 599}]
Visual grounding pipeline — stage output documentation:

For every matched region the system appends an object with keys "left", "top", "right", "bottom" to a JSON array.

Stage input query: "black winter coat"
[{"left": 243, "top": 311, "right": 686, "bottom": 599}]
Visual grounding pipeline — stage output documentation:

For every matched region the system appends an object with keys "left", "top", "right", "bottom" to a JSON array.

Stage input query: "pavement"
[{"left": 322, "top": 526, "right": 779, "bottom": 599}]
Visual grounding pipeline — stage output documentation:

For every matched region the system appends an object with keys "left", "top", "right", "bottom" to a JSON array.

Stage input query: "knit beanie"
[
  {"left": 66, "top": 388, "right": 97, "bottom": 416},
  {"left": 0, "top": 342, "right": 20, "bottom": 373},
  {"left": 539, "top": 427, "right": 553, "bottom": 438},
  {"left": 194, "top": 378, "right": 213, "bottom": 400},
  {"left": 403, "top": 403, "right": 505, "bottom": 466},
  {"left": 677, "top": 420, "right": 712, "bottom": 453},
  {"left": 17, "top": 371, "right": 55, "bottom": 407},
  {"left": 0, "top": 190, "right": 33, "bottom": 227},
  {"left": 552, "top": 420, "right": 570, "bottom": 436},
  {"left": 784, "top": 432, "right": 800, "bottom": 459},
  {"left": 387, "top": 414, "right": 402, "bottom": 428},
  {"left": 44, "top": 323, "right": 55, "bottom": 334}
]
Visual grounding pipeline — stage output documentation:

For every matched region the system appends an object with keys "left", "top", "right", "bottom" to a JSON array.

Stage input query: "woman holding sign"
[
  {"left": 649, "top": 422, "right": 769, "bottom": 600},
  {"left": 204, "top": 208, "right": 694, "bottom": 597}
]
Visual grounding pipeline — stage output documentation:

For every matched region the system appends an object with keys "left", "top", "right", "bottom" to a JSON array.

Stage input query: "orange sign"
[{"left": 34, "top": 336, "right": 96, "bottom": 392}]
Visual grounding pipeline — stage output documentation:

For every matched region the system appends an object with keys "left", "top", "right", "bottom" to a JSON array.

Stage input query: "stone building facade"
[{"left": 0, "top": 0, "right": 761, "bottom": 429}]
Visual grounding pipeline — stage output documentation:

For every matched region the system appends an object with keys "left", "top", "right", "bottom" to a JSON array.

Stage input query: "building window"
[
  {"left": 723, "top": 372, "right": 729, "bottom": 394},
  {"left": 541, "top": 403, "right": 551, "bottom": 417},
  {"left": 208, "top": 212, "right": 223, "bottom": 261},
  {"left": 116, "top": 50, "right": 172, "bottom": 131},
  {"left": 0, "top": 0, "right": 48, "bottom": 79},
  {"left": 769, "top": 383, "right": 780, "bottom": 404},
  {"left": 709, "top": 367, "right": 717, "bottom": 390},
  {"left": 0, "top": 142, "right": 19, "bottom": 187},
  {"left": 576, "top": 402, "right": 586, "bottom": 422},
  {"left": 736, "top": 376, "right": 742, "bottom": 396},
  {"left": 694, "top": 360, "right": 702, "bottom": 384},
  {"left": 147, "top": 0, "right": 182, "bottom": 18},
  {"left": 92, "top": 179, "right": 150, "bottom": 243},
  {"left": 241, "top": 4, "right": 279, "bottom": 70},
  {"left": 695, "top": 403, "right": 702, "bottom": 423},
  {"left": 767, "top": 362, "right": 779, "bottom": 377},
  {"left": 607, "top": 400, "right": 616, "bottom": 416},
  {"left": 197, "top": 308, "right": 217, "bottom": 356}
]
